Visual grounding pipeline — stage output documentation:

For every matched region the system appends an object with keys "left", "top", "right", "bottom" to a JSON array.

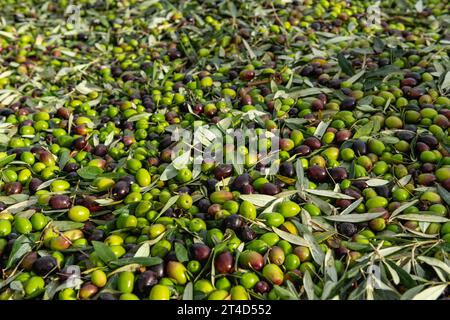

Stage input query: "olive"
[
  {"left": 214, "top": 251, "right": 234, "bottom": 274},
  {"left": 239, "top": 250, "right": 264, "bottom": 271},
  {"left": 304, "top": 137, "right": 322, "bottom": 150},
  {"left": 231, "top": 173, "right": 251, "bottom": 190},
  {"left": 4, "top": 182, "right": 22, "bottom": 195},
  {"left": 213, "top": 164, "right": 233, "bottom": 180},
  {"left": 112, "top": 180, "right": 130, "bottom": 200},
  {"left": 330, "top": 167, "right": 348, "bottom": 182},
  {"left": 48, "top": 195, "right": 71, "bottom": 210},
  {"left": 33, "top": 256, "right": 58, "bottom": 276},
  {"left": 260, "top": 183, "right": 280, "bottom": 195},
  {"left": 279, "top": 162, "right": 295, "bottom": 177},
  {"left": 191, "top": 243, "right": 211, "bottom": 263},
  {"left": 307, "top": 165, "right": 328, "bottom": 182},
  {"left": 222, "top": 214, "right": 244, "bottom": 231},
  {"left": 132, "top": 271, "right": 157, "bottom": 296}
]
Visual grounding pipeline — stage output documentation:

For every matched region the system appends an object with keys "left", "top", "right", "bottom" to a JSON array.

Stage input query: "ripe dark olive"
[
  {"left": 191, "top": 243, "right": 211, "bottom": 263},
  {"left": 340, "top": 97, "right": 356, "bottom": 110},
  {"left": 33, "top": 256, "right": 58, "bottom": 276},
  {"left": 63, "top": 162, "right": 79, "bottom": 173},
  {"left": 415, "top": 142, "right": 430, "bottom": 153},
  {"left": 232, "top": 173, "right": 251, "bottom": 191},
  {"left": 352, "top": 140, "right": 367, "bottom": 155},
  {"left": 279, "top": 162, "right": 295, "bottom": 177},
  {"left": 112, "top": 180, "right": 130, "bottom": 200},
  {"left": 293, "top": 145, "right": 311, "bottom": 156},
  {"left": 337, "top": 222, "right": 358, "bottom": 237},
  {"left": 336, "top": 199, "right": 352, "bottom": 208},
  {"left": 335, "top": 130, "right": 352, "bottom": 143},
  {"left": 28, "top": 178, "right": 43, "bottom": 195},
  {"left": 396, "top": 130, "right": 415, "bottom": 142},
  {"left": 254, "top": 280, "right": 270, "bottom": 294},
  {"left": 260, "top": 183, "right": 280, "bottom": 195},
  {"left": 4, "top": 182, "right": 22, "bottom": 195},
  {"left": 197, "top": 199, "right": 211, "bottom": 213},
  {"left": 149, "top": 263, "right": 165, "bottom": 279},
  {"left": 239, "top": 226, "right": 257, "bottom": 241},
  {"left": 93, "top": 144, "right": 108, "bottom": 157},
  {"left": 242, "top": 184, "right": 255, "bottom": 194},
  {"left": 330, "top": 167, "right": 348, "bottom": 182},
  {"left": 421, "top": 163, "right": 435, "bottom": 173},
  {"left": 136, "top": 271, "right": 158, "bottom": 295},
  {"left": 307, "top": 165, "right": 328, "bottom": 182},
  {"left": 214, "top": 251, "right": 234, "bottom": 274},
  {"left": 49, "top": 195, "right": 71, "bottom": 210},
  {"left": 374, "top": 185, "right": 391, "bottom": 198},
  {"left": 304, "top": 136, "right": 322, "bottom": 150},
  {"left": 418, "top": 135, "right": 438, "bottom": 148},
  {"left": 442, "top": 179, "right": 450, "bottom": 191},
  {"left": 222, "top": 214, "right": 244, "bottom": 231},
  {"left": 352, "top": 180, "right": 368, "bottom": 190}
]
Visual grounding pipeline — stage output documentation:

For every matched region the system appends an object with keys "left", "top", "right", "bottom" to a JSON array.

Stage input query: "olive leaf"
[
  {"left": 92, "top": 241, "right": 117, "bottom": 264},
  {"left": 412, "top": 284, "right": 448, "bottom": 300},
  {"left": 303, "top": 270, "right": 316, "bottom": 300},
  {"left": 239, "top": 194, "right": 276, "bottom": 207},
  {"left": 305, "top": 189, "right": 354, "bottom": 200},
  {"left": 182, "top": 282, "right": 194, "bottom": 300},
  {"left": 50, "top": 221, "right": 84, "bottom": 232},
  {"left": 396, "top": 214, "right": 449, "bottom": 223},
  {"left": 337, "top": 53, "right": 354, "bottom": 76},
  {"left": 272, "top": 227, "right": 309, "bottom": 247},
  {"left": 134, "top": 243, "right": 150, "bottom": 258},
  {"left": 77, "top": 166, "right": 103, "bottom": 180},
  {"left": 109, "top": 257, "right": 162, "bottom": 268},
  {"left": 353, "top": 120, "right": 374, "bottom": 139},
  {"left": 174, "top": 242, "right": 189, "bottom": 263},
  {"left": 436, "top": 183, "right": 450, "bottom": 207},
  {"left": 6, "top": 235, "right": 34, "bottom": 269},
  {"left": 324, "top": 211, "right": 386, "bottom": 223},
  {"left": 339, "top": 197, "right": 363, "bottom": 215},
  {"left": 0, "top": 154, "right": 16, "bottom": 168}
]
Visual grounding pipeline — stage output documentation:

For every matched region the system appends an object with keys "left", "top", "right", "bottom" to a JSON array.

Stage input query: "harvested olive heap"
[{"left": 0, "top": 0, "right": 449, "bottom": 301}]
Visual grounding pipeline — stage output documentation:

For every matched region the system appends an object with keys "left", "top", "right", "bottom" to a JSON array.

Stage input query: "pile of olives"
[{"left": 0, "top": 0, "right": 449, "bottom": 300}]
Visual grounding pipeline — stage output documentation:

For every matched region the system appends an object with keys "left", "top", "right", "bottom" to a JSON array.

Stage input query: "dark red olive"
[
  {"left": 307, "top": 165, "right": 327, "bottom": 182},
  {"left": 260, "top": 182, "right": 280, "bottom": 195},
  {"left": 342, "top": 187, "right": 362, "bottom": 199},
  {"left": 93, "top": 144, "right": 108, "bottom": 157},
  {"left": 28, "top": 178, "right": 42, "bottom": 195},
  {"left": 57, "top": 107, "right": 71, "bottom": 119},
  {"left": 136, "top": 271, "right": 158, "bottom": 295},
  {"left": 112, "top": 180, "right": 130, "bottom": 200},
  {"left": 4, "top": 182, "right": 23, "bottom": 195},
  {"left": 401, "top": 78, "right": 417, "bottom": 87},
  {"left": 442, "top": 179, "right": 450, "bottom": 191},
  {"left": 330, "top": 167, "right": 348, "bottom": 182},
  {"left": 415, "top": 142, "right": 430, "bottom": 153},
  {"left": 242, "top": 184, "right": 254, "bottom": 194},
  {"left": 191, "top": 243, "right": 211, "bottom": 263},
  {"left": 33, "top": 256, "right": 58, "bottom": 276},
  {"left": 335, "top": 130, "right": 352, "bottom": 143},
  {"left": 304, "top": 137, "right": 321, "bottom": 150},
  {"left": 49, "top": 195, "right": 71, "bottom": 209},
  {"left": 311, "top": 99, "right": 324, "bottom": 111},
  {"left": 254, "top": 280, "right": 270, "bottom": 294},
  {"left": 421, "top": 163, "right": 435, "bottom": 173},
  {"left": 240, "top": 70, "right": 255, "bottom": 81},
  {"left": 335, "top": 199, "right": 352, "bottom": 208},
  {"left": 214, "top": 251, "right": 234, "bottom": 274},
  {"left": 73, "top": 137, "right": 88, "bottom": 150},
  {"left": 293, "top": 145, "right": 311, "bottom": 156},
  {"left": 64, "top": 162, "right": 79, "bottom": 173}
]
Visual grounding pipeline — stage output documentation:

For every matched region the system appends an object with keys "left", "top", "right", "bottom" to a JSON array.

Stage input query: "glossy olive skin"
[{"left": 214, "top": 251, "right": 234, "bottom": 274}]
